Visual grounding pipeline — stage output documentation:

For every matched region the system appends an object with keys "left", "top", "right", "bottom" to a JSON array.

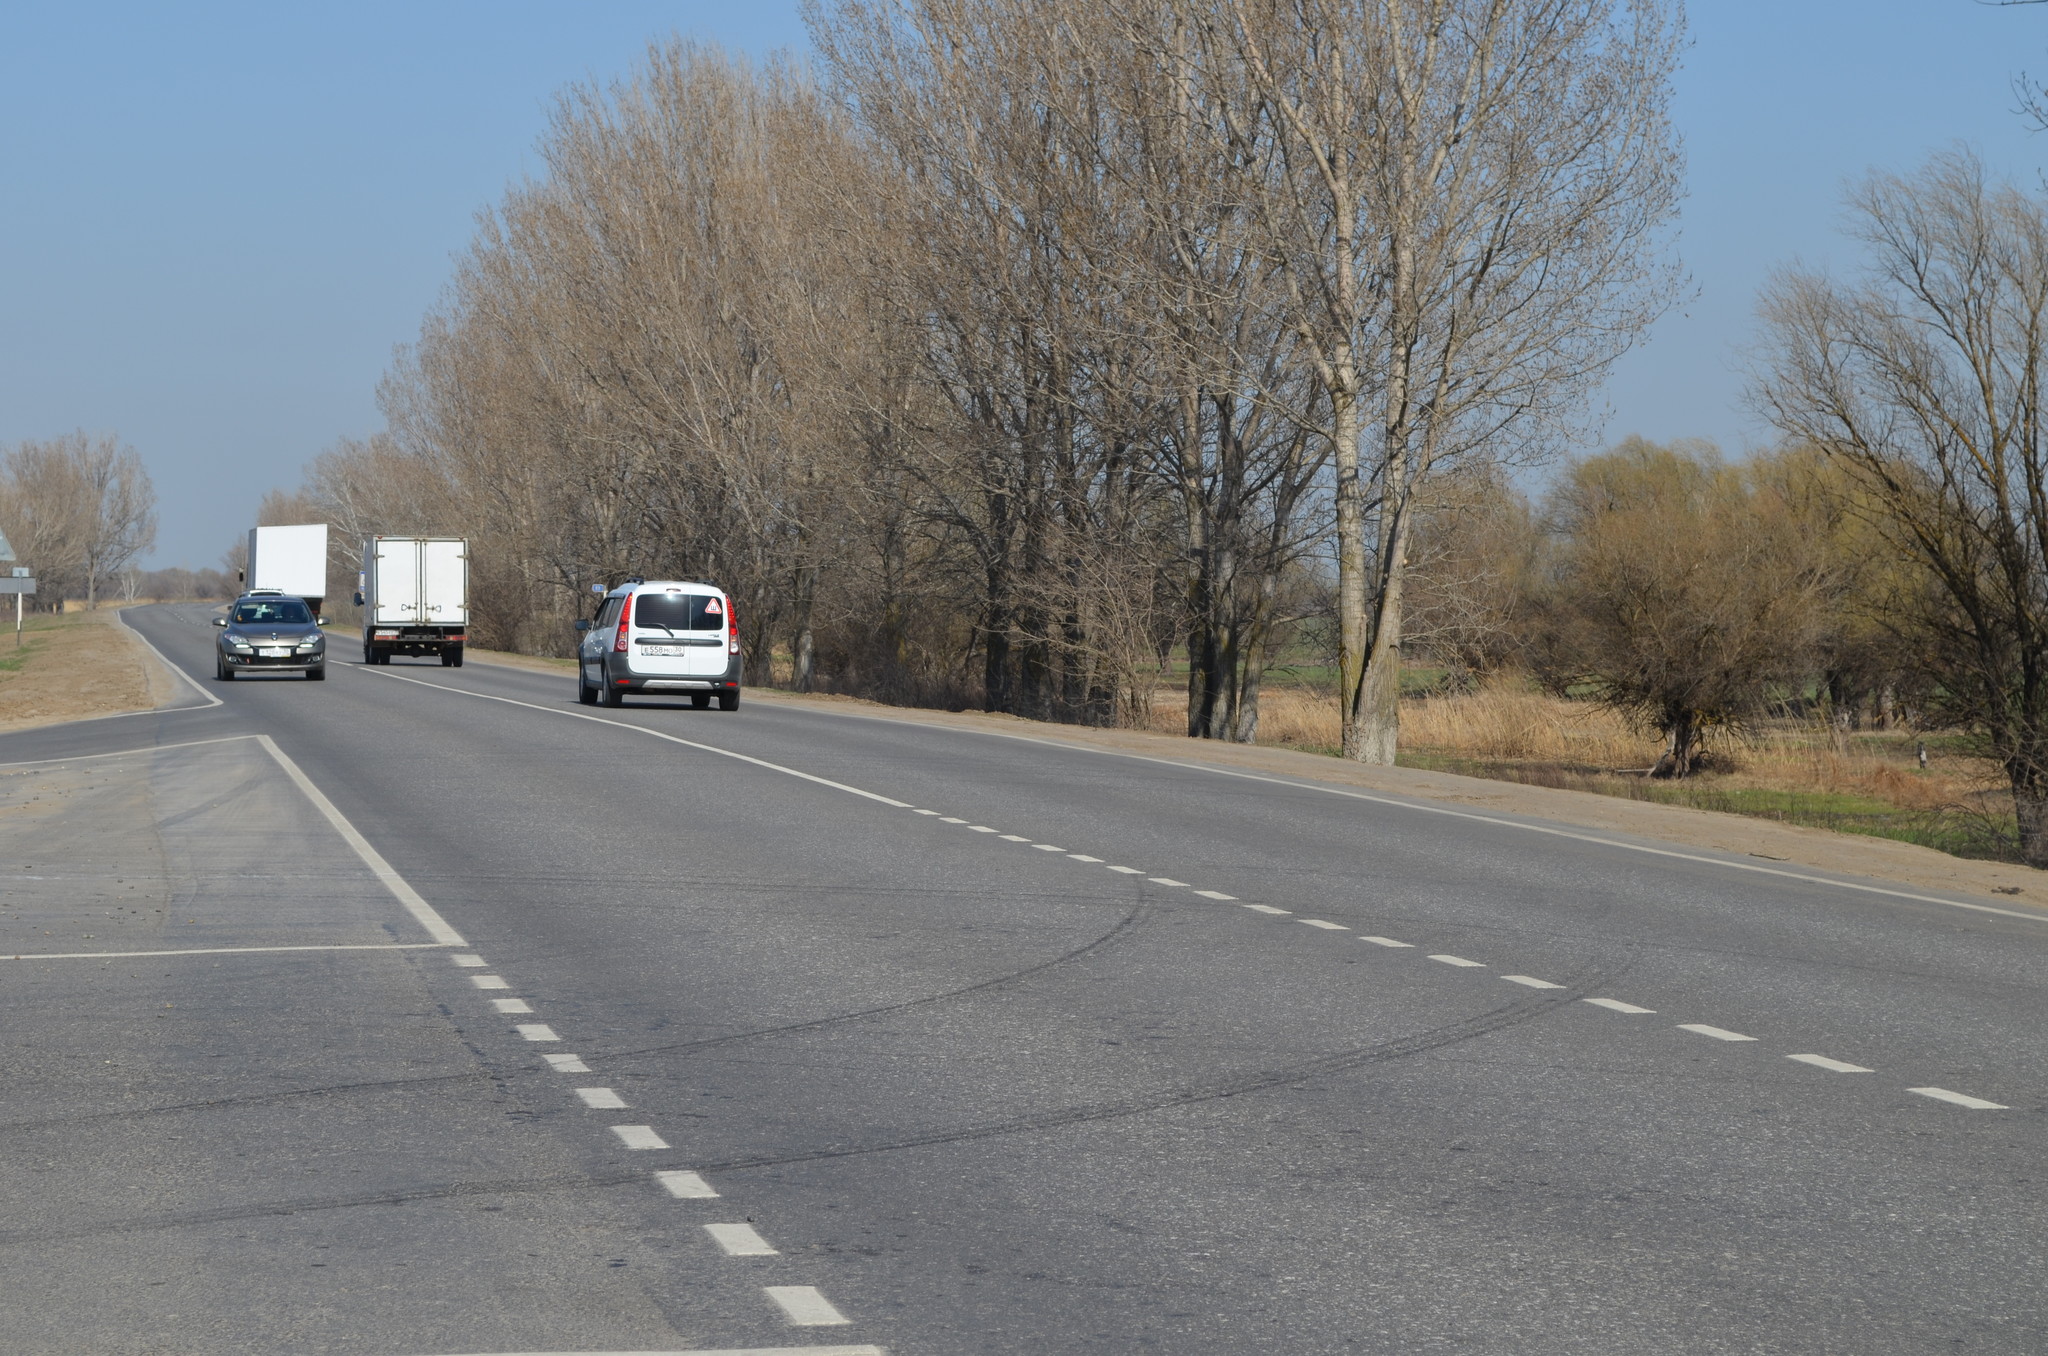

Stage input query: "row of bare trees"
[
  {"left": 0, "top": 432, "right": 157, "bottom": 609},
  {"left": 266, "top": 0, "right": 1682, "bottom": 757}
]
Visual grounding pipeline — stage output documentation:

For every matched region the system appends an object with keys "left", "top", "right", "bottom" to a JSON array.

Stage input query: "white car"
[{"left": 576, "top": 578, "right": 743, "bottom": 709}]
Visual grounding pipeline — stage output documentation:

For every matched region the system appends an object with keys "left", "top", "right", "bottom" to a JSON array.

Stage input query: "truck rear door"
[
  {"left": 375, "top": 540, "right": 421, "bottom": 624},
  {"left": 420, "top": 540, "right": 467, "bottom": 624}
]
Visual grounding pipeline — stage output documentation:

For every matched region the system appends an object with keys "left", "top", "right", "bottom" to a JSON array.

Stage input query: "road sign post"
[{"left": 1, "top": 573, "right": 37, "bottom": 648}]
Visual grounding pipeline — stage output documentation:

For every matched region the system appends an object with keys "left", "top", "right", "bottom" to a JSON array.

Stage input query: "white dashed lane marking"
[
  {"left": 1679, "top": 1023, "right": 1756, "bottom": 1042},
  {"left": 1032, "top": 844, "right": 1065, "bottom": 852},
  {"left": 1149, "top": 877, "right": 1191, "bottom": 887},
  {"left": 999, "top": 834, "right": 1031, "bottom": 842},
  {"left": 1360, "top": 935, "right": 1413, "bottom": 948},
  {"left": 766, "top": 1285, "right": 852, "bottom": 1326},
  {"left": 1106, "top": 865, "right": 1145, "bottom": 875},
  {"left": 1243, "top": 904, "right": 1291, "bottom": 916},
  {"left": 1502, "top": 975, "right": 1564, "bottom": 989},
  {"left": 1788, "top": 1053, "right": 1873, "bottom": 1073},
  {"left": 938, "top": 817, "right": 967, "bottom": 824},
  {"left": 705, "top": 1222, "right": 779, "bottom": 1256},
  {"left": 612, "top": 1125, "right": 669, "bottom": 1150},
  {"left": 452, "top": 954, "right": 486, "bottom": 967},
  {"left": 1068, "top": 854, "right": 1103, "bottom": 863},
  {"left": 1429, "top": 954, "right": 1485, "bottom": 968},
  {"left": 1300, "top": 919, "right": 1349, "bottom": 931},
  {"left": 472, "top": 974, "right": 509, "bottom": 990},
  {"left": 543, "top": 1053, "right": 591, "bottom": 1073},
  {"left": 491, "top": 998, "right": 532, "bottom": 1014},
  {"left": 1195, "top": 890, "right": 1236, "bottom": 900},
  {"left": 969, "top": 825, "right": 999, "bottom": 833},
  {"left": 1584, "top": 998, "right": 1654, "bottom": 1013},
  {"left": 657, "top": 1169, "right": 719, "bottom": 1198},
  {"left": 1910, "top": 1086, "right": 2008, "bottom": 1110},
  {"left": 516, "top": 1024, "right": 560, "bottom": 1042},
  {"left": 575, "top": 1087, "right": 627, "bottom": 1109},
  {"left": 911, "top": 809, "right": 940, "bottom": 816}
]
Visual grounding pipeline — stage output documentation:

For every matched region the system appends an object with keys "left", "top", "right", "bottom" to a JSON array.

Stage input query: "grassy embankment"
[
  {"left": 0, "top": 609, "right": 164, "bottom": 731},
  {"left": 1147, "top": 671, "right": 2019, "bottom": 863}
]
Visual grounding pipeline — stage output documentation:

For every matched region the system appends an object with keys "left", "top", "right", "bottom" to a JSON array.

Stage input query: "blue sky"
[{"left": 2, "top": 1, "right": 2045, "bottom": 567}]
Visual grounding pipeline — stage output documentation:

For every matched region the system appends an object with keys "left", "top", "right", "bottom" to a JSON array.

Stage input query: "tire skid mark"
[{"left": 0, "top": 976, "right": 1603, "bottom": 1247}]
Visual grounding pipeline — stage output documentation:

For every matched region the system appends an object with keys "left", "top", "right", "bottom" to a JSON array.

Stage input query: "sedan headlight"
[
  {"left": 228, "top": 638, "right": 252, "bottom": 651},
  {"left": 296, "top": 638, "right": 323, "bottom": 651}
]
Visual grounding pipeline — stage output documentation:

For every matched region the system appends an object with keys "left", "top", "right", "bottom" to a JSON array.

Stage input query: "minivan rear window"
[{"left": 632, "top": 592, "right": 724, "bottom": 632}]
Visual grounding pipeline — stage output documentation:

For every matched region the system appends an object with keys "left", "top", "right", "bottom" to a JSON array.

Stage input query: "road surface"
[{"left": 1, "top": 602, "right": 2042, "bottom": 1354}]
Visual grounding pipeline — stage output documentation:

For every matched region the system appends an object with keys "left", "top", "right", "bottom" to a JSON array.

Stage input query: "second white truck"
[{"left": 356, "top": 536, "right": 469, "bottom": 666}]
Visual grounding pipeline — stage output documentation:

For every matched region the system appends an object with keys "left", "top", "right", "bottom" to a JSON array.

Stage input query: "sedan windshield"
[{"left": 232, "top": 600, "right": 312, "bottom": 625}]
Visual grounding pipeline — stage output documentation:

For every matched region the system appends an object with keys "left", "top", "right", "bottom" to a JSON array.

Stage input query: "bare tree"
[
  {"left": 1755, "top": 149, "right": 2048, "bottom": 865},
  {"left": 1201, "top": 0, "right": 1683, "bottom": 761},
  {"left": 0, "top": 432, "right": 156, "bottom": 609}
]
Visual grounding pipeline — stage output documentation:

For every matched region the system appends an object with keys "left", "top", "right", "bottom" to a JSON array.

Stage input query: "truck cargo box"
[
  {"left": 359, "top": 537, "right": 469, "bottom": 666},
  {"left": 245, "top": 524, "right": 329, "bottom": 607}
]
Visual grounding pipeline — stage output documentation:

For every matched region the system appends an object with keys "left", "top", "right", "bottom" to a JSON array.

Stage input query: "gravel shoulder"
[{"left": 461, "top": 646, "right": 2048, "bottom": 911}]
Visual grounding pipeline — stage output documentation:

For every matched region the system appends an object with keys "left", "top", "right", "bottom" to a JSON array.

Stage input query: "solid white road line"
[
  {"left": 3, "top": 943, "right": 450, "bottom": 961},
  {"left": 612, "top": 1125, "right": 670, "bottom": 1150},
  {"left": 453, "top": 954, "right": 487, "bottom": 967},
  {"left": 1068, "top": 854, "right": 1103, "bottom": 863},
  {"left": 492, "top": 998, "right": 533, "bottom": 1014},
  {"left": 1360, "top": 936, "right": 1413, "bottom": 948},
  {"left": 705, "top": 1222, "right": 779, "bottom": 1256},
  {"left": 1787, "top": 1053, "right": 1873, "bottom": 1073},
  {"left": 764, "top": 1285, "right": 852, "bottom": 1326},
  {"left": 0, "top": 733, "right": 255, "bottom": 769},
  {"left": 1909, "top": 1086, "right": 2008, "bottom": 1110},
  {"left": 1583, "top": 998, "right": 1655, "bottom": 1013},
  {"left": 543, "top": 1053, "right": 592, "bottom": 1074},
  {"left": 472, "top": 974, "right": 509, "bottom": 989},
  {"left": 576, "top": 1087, "right": 628, "bottom": 1109},
  {"left": 1502, "top": 975, "right": 1564, "bottom": 989},
  {"left": 1149, "top": 877, "right": 1191, "bottom": 887},
  {"left": 1678, "top": 1023, "right": 1756, "bottom": 1042},
  {"left": 516, "top": 1024, "right": 560, "bottom": 1041},
  {"left": 1429, "top": 954, "right": 1485, "bottom": 968},
  {"left": 407, "top": 1348, "right": 886, "bottom": 1356},
  {"left": 1194, "top": 890, "right": 1236, "bottom": 900},
  {"left": 1300, "top": 919, "right": 1349, "bottom": 930},
  {"left": 116, "top": 609, "right": 225, "bottom": 711},
  {"left": 657, "top": 1169, "right": 720, "bottom": 1198},
  {"left": 363, "top": 667, "right": 917, "bottom": 811},
  {"left": 254, "top": 735, "right": 468, "bottom": 946},
  {"left": 1243, "top": 904, "right": 1291, "bottom": 915}
]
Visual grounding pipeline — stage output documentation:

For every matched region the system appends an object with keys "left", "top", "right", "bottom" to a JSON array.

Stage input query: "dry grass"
[{"left": 1147, "top": 671, "right": 2017, "bottom": 860}]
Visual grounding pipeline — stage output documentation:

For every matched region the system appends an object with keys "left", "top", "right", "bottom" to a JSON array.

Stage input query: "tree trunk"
[
  {"left": 2012, "top": 760, "right": 2048, "bottom": 868},
  {"left": 1652, "top": 709, "right": 1701, "bottom": 780},
  {"left": 1333, "top": 378, "right": 1372, "bottom": 759}
]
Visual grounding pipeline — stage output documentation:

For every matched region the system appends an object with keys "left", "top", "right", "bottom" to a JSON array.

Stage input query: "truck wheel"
[
  {"left": 362, "top": 645, "right": 374, "bottom": 665},
  {"left": 443, "top": 644, "right": 464, "bottom": 668},
  {"left": 718, "top": 690, "right": 740, "bottom": 711}
]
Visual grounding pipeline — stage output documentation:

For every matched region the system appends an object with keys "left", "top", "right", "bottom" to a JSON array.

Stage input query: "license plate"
[
  {"left": 258, "top": 647, "right": 291, "bottom": 657},
  {"left": 640, "top": 644, "right": 685, "bottom": 656}
]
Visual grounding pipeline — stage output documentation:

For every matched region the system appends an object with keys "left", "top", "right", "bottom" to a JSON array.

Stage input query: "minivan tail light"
[
  {"left": 727, "top": 600, "right": 739, "bottom": 654},
  {"left": 613, "top": 594, "right": 632, "bottom": 652}
]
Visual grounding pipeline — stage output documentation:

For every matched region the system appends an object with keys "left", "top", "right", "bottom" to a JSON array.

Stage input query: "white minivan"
[{"left": 576, "top": 578, "right": 743, "bottom": 709}]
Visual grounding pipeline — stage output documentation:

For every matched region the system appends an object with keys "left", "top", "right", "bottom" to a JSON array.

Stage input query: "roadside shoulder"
[{"left": 741, "top": 687, "right": 2048, "bottom": 915}]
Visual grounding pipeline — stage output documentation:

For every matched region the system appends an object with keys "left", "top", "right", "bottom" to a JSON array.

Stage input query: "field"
[{"left": 1148, "top": 673, "right": 2021, "bottom": 863}]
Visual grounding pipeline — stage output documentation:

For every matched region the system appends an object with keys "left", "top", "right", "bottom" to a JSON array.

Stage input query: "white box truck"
[
  {"left": 245, "top": 524, "right": 330, "bottom": 613},
  {"left": 356, "top": 536, "right": 468, "bottom": 666}
]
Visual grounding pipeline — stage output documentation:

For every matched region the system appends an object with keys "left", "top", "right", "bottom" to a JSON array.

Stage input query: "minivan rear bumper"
[{"left": 607, "top": 654, "right": 743, "bottom": 692}]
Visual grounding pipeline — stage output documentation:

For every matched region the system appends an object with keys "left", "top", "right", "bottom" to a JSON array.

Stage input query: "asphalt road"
[{"left": 3, "top": 601, "right": 2044, "bottom": 1355}]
